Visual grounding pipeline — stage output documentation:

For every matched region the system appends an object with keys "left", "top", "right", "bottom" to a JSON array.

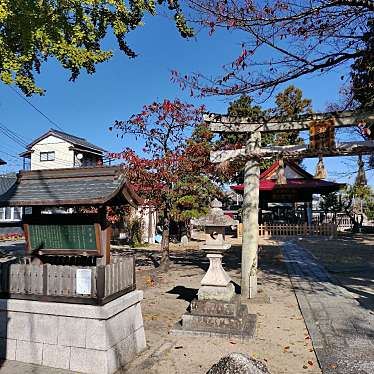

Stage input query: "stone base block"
[
  {"left": 0, "top": 290, "right": 146, "bottom": 374},
  {"left": 190, "top": 297, "right": 240, "bottom": 318},
  {"left": 198, "top": 283, "right": 235, "bottom": 302},
  {"left": 171, "top": 296, "right": 256, "bottom": 341}
]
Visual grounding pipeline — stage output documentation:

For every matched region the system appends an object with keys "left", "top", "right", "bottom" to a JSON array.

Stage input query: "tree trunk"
[
  {"left": 186, "top": 219, "right": 192, "bottom": 240},
  {"left": 159, "top": 211, "right": 170, "bottom": 272}
]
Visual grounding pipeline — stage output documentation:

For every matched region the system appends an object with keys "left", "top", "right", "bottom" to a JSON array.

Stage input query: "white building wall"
[
  {"left": 139, "top": 206, "right": 157, "bottom": 244},
  {"left": 30, "top": 136, "right": 74, "bottom": 170}
]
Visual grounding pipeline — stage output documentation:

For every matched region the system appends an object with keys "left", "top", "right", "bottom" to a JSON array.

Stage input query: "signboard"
[
  {"left": 309, "top": 119, "right": 336, "bottom": 150},
  {"left": 76, "top": 269, "right": 92, "bottom": 295},
  {"left": 28, "top": 224, "right": 99, "bottom": 251}
]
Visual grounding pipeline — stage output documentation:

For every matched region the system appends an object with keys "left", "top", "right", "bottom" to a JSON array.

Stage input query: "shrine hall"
[{"left": 231, "top": 160, "right": 345, "bottom": 225}]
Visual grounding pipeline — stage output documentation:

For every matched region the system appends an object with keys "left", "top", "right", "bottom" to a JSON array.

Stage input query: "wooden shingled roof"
[{"left": 0, "top": 167, "right": 142, "bottom": 207}]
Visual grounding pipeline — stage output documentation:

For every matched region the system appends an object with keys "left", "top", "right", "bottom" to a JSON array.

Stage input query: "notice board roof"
[{"left": 0, "top": 167, "right": 142, "bottom": 207}]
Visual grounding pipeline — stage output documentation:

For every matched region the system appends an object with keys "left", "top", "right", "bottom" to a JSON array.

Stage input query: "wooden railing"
[
  {"left": 0, "top": 255, "right": 135, "bottom": 305},
  {"left": 312, "top": 213, "right": 353, "bottom": 231},
  {"left": 237, "top": 223, "right": 337, "bottom": 238}
]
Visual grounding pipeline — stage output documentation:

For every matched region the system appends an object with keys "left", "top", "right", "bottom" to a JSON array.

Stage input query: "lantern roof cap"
[{"left": 192, "top": 199, "right": 238, "bottom": 227}]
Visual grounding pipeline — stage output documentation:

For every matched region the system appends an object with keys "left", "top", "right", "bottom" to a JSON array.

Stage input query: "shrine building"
[{"left": 231, "top": 160, "right": 345, "bottom": 225}]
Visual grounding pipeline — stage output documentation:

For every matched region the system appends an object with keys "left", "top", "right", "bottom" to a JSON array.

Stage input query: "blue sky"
[{"left": 0, "top": 13, "right": 371, "bottom": 186}]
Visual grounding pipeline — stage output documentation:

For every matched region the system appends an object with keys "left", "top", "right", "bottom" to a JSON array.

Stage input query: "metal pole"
[{"left": 241, "top": 131, "right": 261, "bottom": 299}]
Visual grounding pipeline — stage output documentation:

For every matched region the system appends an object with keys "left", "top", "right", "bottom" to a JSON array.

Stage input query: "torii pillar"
[{"left": 241, "top": 131, "right": 261, "bottom": 299}]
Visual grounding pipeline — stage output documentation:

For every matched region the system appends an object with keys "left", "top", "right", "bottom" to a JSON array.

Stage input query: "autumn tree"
[
  {"left": 0, "top": 1, "right": 192, "bottom": 95},
  {"left": 171, "top": 123, "right": 221, "bottom": 240},
  {"left": 178, "top": 1, "right": 373, "bottom": 97},
  {"left": 110, "top": 99, "right": 219, "bottom": 271}
]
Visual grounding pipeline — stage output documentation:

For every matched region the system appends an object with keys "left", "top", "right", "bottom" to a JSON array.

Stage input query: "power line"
[
  {"left": 0, "top": 123, "right": 32, "bottom": 143},
  {"left": 0, "top": 150, "right": 19, "bottom": 159},
  {"left": 0, "top": 124, "right": 28, "bottom": 148},
  {"left": 0, "top": 122, "right": 73, "bottom": 166},
  {"left": 9, "top": 86, "right": 65, "bottom": 131}
]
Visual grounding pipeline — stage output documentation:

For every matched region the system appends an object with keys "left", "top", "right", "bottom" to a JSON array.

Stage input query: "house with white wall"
[
  {"left": 0, "top": 174, "right": 22, "bottom": 228},
  {"left": 0, "top": 130, "right": 105, "bottom": 225},
  {"left": 20, "top": 128, "right": 105, "bottom": 170},
  {"left": 0, "top": 161, "right": 20, "bottom": 225}
]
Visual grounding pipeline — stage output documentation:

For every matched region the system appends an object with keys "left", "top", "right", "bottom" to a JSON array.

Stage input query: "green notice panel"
[{"left": 28, "top": 224, "right": 98, "bottom": 251}]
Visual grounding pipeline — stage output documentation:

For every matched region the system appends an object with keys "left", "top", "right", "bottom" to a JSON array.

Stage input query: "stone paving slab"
[{"left": 282, "top": 242, "right": 374, "bottom": 374}]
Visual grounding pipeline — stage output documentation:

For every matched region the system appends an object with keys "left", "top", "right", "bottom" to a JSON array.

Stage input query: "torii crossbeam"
[{"left": 206, "top": 110, "right": 374, "bottom": 299}]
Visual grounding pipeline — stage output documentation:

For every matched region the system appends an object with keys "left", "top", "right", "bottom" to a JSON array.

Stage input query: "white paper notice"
[{"left": 76, "top": 269, "right": 92, "bottom": 295}]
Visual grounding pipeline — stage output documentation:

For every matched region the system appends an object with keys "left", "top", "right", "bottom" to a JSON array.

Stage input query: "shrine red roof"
[{"left": 231, "top": 160, "right": 345, "bottom": 195}]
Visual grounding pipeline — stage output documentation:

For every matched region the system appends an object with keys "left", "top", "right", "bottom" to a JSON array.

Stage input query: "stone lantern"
[
  {"left": 192, "top": 198, "right": 238, "bottom": 302},
  {"left": 171, "top": 199, "right": 256, "bottom": 340}
]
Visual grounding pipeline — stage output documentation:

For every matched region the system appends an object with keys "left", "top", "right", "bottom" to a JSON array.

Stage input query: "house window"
[
  {"left": 0, "top": 207, "right": 22, "bottom": 221},
  {"left": 13, "top": 207, "right": 22, "bottom": 220},
  {"left": 40, "top": 151, "right": 55, "bottom": 162},
  {"left": 4, "top": 207, "right": 11, "bottom": 220}
]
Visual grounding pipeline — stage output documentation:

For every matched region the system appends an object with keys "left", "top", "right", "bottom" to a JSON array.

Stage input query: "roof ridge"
[
  {"left": 24, "top": 128, "right": 105, "bottom": 153},
  {"left": 260, "top": 160, "right": 313, "bottom": 180},
  {"left": 50, "top": 128, "right": 86, "bottom": 141}
]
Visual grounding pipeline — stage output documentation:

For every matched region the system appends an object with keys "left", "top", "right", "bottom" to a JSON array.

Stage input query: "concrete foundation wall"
[{"left": 0, "top": 290, "right": 146, "bottom": 374}]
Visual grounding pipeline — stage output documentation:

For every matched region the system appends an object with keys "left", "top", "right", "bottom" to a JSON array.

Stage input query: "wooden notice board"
[
  {"left": 28, "top": 224, "right": 99, "bottom": 250},
  {"left": 23, "top": 214, "right": 102, "bottom": 256}
]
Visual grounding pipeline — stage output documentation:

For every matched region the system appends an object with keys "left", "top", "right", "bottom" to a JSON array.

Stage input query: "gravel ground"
[
  {"left": 124, "top": 239, "right": 321, "bottom": 374},
  {"left": 0, "top": 238, "right": 321, "bottom": 374}
]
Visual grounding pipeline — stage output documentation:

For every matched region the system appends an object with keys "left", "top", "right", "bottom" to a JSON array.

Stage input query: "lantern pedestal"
[
  {"left": 198, "top": 253, "right": 235, "bottom": 302},
  {"left": 170, "top": 199, "right": 256, "bottom": 340}
]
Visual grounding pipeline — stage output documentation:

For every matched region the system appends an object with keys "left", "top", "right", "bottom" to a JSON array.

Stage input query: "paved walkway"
[{"left": 282, "top": 242, "right": 374, "bottom": 374}]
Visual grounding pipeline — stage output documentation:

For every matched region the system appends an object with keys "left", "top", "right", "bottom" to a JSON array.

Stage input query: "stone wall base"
[{"left": 0, "top": 291, "right": 146, "bottom": 374}]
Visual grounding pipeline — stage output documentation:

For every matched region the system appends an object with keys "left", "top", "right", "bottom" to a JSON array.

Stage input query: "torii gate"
[{"left": 205, "top": 110, "right": 374, "bottom": 299}]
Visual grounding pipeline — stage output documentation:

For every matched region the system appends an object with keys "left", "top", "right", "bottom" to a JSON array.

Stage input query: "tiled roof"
[
  {"left": 0, "top": 167, "right": 141, "bottom": 207},
  {"left": 24, "top": 129, "right": 105, "bottom": 154},
  {"left": 0, "top": 175, "right": 17, "bottom": 195}
]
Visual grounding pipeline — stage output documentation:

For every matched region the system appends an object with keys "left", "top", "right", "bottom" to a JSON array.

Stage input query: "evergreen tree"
[
  {"left": 272, "top": 85, "right": 312, "bottom": 146},
  {"left": 351, "top": 19, "right": 374, "bottom": 111},
  {"left": 217, "top": 85, "right": 312, "bottom": 184},
  {"left": 351, "top": 19, "right": 373, "bottom": 166}
]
